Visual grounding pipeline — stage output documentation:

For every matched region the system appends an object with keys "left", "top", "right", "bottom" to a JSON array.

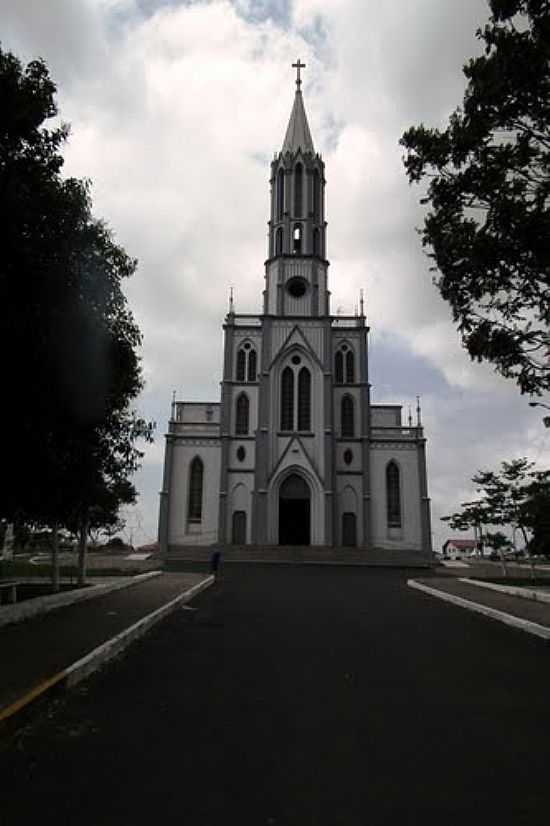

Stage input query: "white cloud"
[{"left": 2, "top": 0, "right": 546, "bottom": 545}]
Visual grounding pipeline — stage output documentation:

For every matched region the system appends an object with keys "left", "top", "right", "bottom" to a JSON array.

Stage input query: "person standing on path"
[{"left": 209, "top": 549, "right": 222, "bottom": 580}]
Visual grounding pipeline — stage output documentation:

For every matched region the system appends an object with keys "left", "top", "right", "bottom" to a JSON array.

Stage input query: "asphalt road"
[{"left": 1, "top": 566, "right": 549, "bottom": 825}]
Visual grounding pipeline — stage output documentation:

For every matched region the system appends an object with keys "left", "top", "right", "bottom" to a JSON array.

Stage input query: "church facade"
[{"left": 159, "top": 68, "right": 432, "bottom": 559}]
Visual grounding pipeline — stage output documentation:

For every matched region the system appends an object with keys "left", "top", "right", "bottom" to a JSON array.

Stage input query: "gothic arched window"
[
  {"left": 275, "top": 227, "right": 283, "bottom": 255},
  {"left": 247, "top": 349, "right": 257, "bottom": 382},
  {"left": 386, "top": 461, "right": 402, "bottom": 528},
  {"left": 236, "top": 349, "right": 246, "bottom": 382},
  {"left": 341, "top": 395, "right": 354, "bottom": 438},
  {"left": 293, "top": 224, "right": 302, "bottom": 255},
  {"left": 235, "top": 393, "right": 249, "bottom": 435},
  {"left": 294, "top": 162, "right": 303, "bottom": 217},
  {"left": 298, "top": 367, "right": 311, "bottom": 431},
  {"left": 346, "top": 350, "right": 355, "bottom": 383},
  {"left": 313, "top": 169, "right": 320, "bottom": 221},
  {"left": 188, "top": 456, "right": 203, "bottom": 523},
  {"left": 335, "top": 351, "right": 344, "bottom": 384},
  {"left": 236, "top": 345, "right": 256, "bottom": 383},
  {"left": 281, "top": 366, "right": 294, "bottom": 431},
  {"left": 277, "top": 168, "right": 285, "bottom": 220}
]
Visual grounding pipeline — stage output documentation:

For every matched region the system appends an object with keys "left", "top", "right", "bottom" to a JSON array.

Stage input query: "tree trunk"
[
  {"left": 498, "top": 547, "right": 508, "bottom": 578},
  {"left": 51, "top": 522, "right": 60, "bottom": 593},
  {"left": 78, "top": 513, "right": 89, "bottom": 586},
  {"left": 521, "top": 525, "right": 535, "bottom": 579}
]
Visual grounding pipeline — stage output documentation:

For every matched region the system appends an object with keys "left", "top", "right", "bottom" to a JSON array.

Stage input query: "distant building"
[
  {"left": 158, "top": 65, "right": 432, "bottom": 560},
  {"left": 442, "top": 539, "right": 477, "bottom": 559}
]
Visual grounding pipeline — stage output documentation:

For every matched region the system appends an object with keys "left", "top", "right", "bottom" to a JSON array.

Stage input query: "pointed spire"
[{"left": 282, "top": 60, "right": 315, "bottom": 155}]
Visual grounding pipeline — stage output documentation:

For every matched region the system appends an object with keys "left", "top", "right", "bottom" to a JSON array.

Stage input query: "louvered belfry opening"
[
  {"left": 386, "top": 461, "right": 402, "bottom": 527},
  {"left": 298, "top": 367, "right": 311, "bottom": 430},
  {"left": 188, "top": 456, "right": 203, "bottom": 523},
  {"left": 341, "top": 395, "right": 354, "bottom": 438},
  {"left": 281, "top": 366, "right": 294, "bottom": 430},
  {"left": 236, "top": 393, "right": 249, "bottom": 435}
]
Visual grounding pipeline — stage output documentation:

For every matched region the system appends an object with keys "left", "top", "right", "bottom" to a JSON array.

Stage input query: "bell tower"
[{"left": 264, "top": 61, "right": 330, "bottom": 317}]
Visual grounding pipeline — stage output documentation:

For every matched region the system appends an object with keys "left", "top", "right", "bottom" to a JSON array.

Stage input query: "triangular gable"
[
  {"left": 268, "top": 433, "right": 324, "bottom": 489},
  {"left": 269, "top": 324, "right": 324, "bottom": 371}
]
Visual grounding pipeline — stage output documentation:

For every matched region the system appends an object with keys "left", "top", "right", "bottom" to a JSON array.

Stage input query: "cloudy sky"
[{"left": 2, "top": 0, "right": 548, "bottom": 548}]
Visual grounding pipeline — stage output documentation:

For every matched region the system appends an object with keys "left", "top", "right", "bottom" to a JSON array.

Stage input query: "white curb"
[
  {"left": 0, "top": 571, "right": 162, "bottom": 629},
  {"left": 0, "top": 575, "right": 214, "bottom": 726},
  {"left": 460, "top": 577, "right": 550, "bottom": 605},
  {"left": 65, "top": 575, "right": 214, "bottom": 687},
  {"left": 408, "top": 579, "right": 550, "bottom": 640}
]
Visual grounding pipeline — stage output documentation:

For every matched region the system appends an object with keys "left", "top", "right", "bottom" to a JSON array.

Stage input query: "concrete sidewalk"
[
  {"left": 409, "top": 576, "right": 550, "bottom": 639},
  {"left": 0, "top": 572, "right": 212, "bottom": 726}
]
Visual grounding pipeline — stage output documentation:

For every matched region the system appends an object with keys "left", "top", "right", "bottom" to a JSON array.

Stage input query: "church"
[{"left": 159, "top": 64, "right": 432, "bottom": 562}]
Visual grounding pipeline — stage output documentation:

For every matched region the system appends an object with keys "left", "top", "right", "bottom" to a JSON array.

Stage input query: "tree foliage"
[
  {"left": 0, "top": 46, "right": 151, "bottom": 578},
  {"left": 401, "top": 1, "right": 550, "bottom": 395},
  {"left": 442, "top": 457, "right": 550, "bottom": 555}
]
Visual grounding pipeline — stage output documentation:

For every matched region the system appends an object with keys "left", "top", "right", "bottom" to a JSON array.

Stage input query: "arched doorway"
[{"left": 279, "top": 473, "right": 311, "bottom": 545}]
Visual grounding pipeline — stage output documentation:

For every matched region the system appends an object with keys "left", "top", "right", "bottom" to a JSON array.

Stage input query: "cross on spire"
[{"left": 292, "top": 59, "right": 306, "bottom": 91}]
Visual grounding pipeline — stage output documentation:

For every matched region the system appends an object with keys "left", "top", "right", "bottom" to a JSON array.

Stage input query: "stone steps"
[{"left": 164, "top": 544, "right": 433, "bottom": 568}]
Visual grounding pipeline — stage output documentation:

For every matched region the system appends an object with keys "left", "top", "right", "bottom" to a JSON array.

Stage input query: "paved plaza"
[{"left": 1, "top": 566, "right": 549, "bottom": 825}]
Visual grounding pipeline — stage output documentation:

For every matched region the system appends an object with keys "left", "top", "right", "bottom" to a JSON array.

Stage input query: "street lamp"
[{"left": 528, "top": 402, "right": 550, "bottom": 428}]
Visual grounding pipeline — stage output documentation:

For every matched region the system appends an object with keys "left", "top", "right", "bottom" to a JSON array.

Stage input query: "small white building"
[
  {"left": 442, "top": 539, "right": 477, "bottom": 560},
  {"left": 159, "top": 67, "right": 432, "bottom": 562}
]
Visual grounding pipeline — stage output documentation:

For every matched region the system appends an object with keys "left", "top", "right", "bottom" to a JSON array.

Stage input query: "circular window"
[
  {"left": 243, "top": 342, "right": 251, "bottom": 350},
  {"left": 291, "top": 355, "right": 301, "bottom": 365},
  {"left": 341, "top": 344, "right": 348, "bottom": 352},
  {"left": 286, "top": 277, "right": 307, "bottom": 298},
  {"left": 344, "top": 449, "right": 353, "bottom": 465},
  {"left": 237, "top": 446, "right": 246, "bottom": 462}
]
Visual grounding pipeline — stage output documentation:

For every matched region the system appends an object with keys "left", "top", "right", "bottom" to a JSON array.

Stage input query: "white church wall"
[
  {"left": 369, "top": 446, "right": 422, "bottom": 551},
  {"left": 168, "top": 441, "right": 221, "bottom": 546},
  {"left": 335, "top": 444, "right": 361, "bottom": 472},
  {"left": 265, "top": 261, "right": 280, "bottom": 315},
  {"left": 370, "top": 406, "right": 402, "bottom": 427},
  {"left": 228, "top": 440, "right": 255, "bottom": 470},
  {"left": 269, "top": 320, "right": 326, "bottom": 365},
  {"left": 176, "top": 402, "right": 220, "bottom": 424}
]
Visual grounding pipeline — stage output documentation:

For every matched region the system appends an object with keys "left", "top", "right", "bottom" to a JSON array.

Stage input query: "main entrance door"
[{"left": 279, "top": 474, "right": 311, "bottom": 545}]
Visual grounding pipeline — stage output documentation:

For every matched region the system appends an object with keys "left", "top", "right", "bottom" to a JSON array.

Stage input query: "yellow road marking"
[{"left": 0, "top": 671, "right": 66, "bottom": 724}]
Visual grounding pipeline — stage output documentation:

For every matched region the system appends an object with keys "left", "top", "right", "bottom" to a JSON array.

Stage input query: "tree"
[
  {"left": 401, "top": 1, "right": 550, "bottom": 396},
  {"left": 442, "top": 457, "right": 550, "bottom": 575},
  {"left": 0, "top": 47, "right": 150, "bottom": 585}
]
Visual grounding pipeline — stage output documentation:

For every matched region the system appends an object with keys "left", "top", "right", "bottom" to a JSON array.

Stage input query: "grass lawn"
[
  {"left": 0, "top": 559, "right": 150, "bottom": 579},
  {"left": 470, "top": 575, "right": 550, "bottom": 587}
]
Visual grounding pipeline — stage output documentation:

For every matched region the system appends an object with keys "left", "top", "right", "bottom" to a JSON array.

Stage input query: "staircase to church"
[{"left": 164, "top": 544, "right": 433, "bottom": 569}]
